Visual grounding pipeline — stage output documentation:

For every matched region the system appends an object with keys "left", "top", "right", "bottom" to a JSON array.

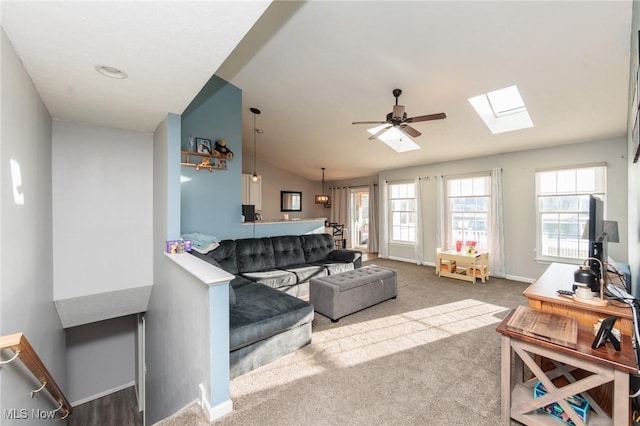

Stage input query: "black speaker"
[
  {"left": 589, "top": 241, "right": 604, "bottom": 283},
  {"left": 242, "top": 204, "right": 255, "bottom": 222}
]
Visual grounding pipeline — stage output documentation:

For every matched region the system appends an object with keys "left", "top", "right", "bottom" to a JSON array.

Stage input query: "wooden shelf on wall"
[{"left": 180, "top": 151, "right": 229, "bottom": 172}]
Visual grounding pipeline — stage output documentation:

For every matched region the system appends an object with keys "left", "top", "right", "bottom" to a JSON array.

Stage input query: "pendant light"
[
  {"left": 315, "top": 167, "right": 330, "bottom": 205},
  {"left": 250, "top": 107, "right": 261, "bottom": 182}
]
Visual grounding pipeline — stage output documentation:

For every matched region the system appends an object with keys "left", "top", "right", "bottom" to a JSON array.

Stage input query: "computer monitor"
[{"left": 587, "top": 195, "right": 605, "bottom": 281}]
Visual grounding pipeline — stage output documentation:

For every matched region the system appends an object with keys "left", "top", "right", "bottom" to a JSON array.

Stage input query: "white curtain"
[
  {"left": 490, "top": 168, "right": 506, "bottom": 278},
  {"left": 379, "top": 181, "right": 389, "bottom": 258},
  {"left": 415, "top": 177, "right": 425, "bottom": 265},
  {"left": 368, "top": 183, "right": 379, "bottom": 253},
  {"left": 329, "top": 187, "right": 350, "bottom": 248},
  {"left": 435, "top": 175, "right": 446, "bottom": 250}
]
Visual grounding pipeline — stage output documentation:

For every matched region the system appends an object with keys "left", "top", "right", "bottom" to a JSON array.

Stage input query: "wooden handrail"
[{"left": 0, "top": 333, "right": 72, "bottom": 419}]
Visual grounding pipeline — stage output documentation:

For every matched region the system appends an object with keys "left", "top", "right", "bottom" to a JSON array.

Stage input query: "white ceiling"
[
  {"left": 2, "top": 1, "right": 633, "bottom": 182},
  {"left": 1, "top": 1, "right": 271, "bottom": 133}
]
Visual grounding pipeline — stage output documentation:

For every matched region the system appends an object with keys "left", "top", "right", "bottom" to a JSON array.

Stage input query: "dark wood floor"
[{"left": 69, "top": 386, "right": 142, "bottom": 426}]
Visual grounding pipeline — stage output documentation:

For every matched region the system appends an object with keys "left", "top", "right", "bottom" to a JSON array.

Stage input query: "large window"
[
  {"left": 389, "top": 182, "right": 416, "bottom": 243},
  {"left": 446, "top": 175, "right": 491, "bottom": 250},
  {"left": 535, "top": 165, "right": 606, "bottom": 262}
]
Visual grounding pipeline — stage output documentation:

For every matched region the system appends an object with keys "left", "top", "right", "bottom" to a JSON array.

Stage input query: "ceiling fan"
[{"left": 352, "top": 89, "right": 446, "bottom": 140}]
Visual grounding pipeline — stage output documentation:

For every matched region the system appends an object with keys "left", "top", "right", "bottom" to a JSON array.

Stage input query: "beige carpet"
[{"left": 156, "top": 259, "right": 529, "bottom": 425}]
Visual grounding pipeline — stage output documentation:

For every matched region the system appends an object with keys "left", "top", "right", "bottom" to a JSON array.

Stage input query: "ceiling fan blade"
[
  {"left": 399, "top": 124, "right": 421, "bottom": 138},
  {"left": 368, "top": 125, "right": 392, "bottom": 140},
  {"left": 406, "top": 112, "right": 447, "bottom": 123},
  {"left": 352, "top": 120, "right": 386, "bottom": 125}
]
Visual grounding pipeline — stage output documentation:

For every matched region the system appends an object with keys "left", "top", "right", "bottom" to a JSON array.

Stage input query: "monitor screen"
[
  {"left": 587, "top": 195, "right": 604, "bottom": 241},
  {"left": 587, "top": 195, "right": 605, "bottom": 278}
]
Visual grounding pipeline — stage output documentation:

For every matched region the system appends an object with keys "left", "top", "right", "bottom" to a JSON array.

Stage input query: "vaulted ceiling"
[{"left": 2, "top": 1, "right": 633, "bottom": 181}]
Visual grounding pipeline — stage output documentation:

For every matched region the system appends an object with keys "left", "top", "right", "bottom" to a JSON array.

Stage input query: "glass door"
[{"left": 350, "top": 188, "right": 369, "bottom": 251}]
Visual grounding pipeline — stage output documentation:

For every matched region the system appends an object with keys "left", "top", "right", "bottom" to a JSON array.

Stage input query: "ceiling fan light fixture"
[
  {"left": 315, "top": 167, "right": 330, "bottom": 205},
  {"left": 392, "top": 105, "right": 405, "bottom": 120},
  {"left": 367, "top": 125, "right": 421, "bottom": 153},
  {"left": 353, "top": 88, "right": 445, "bottom": 151}
]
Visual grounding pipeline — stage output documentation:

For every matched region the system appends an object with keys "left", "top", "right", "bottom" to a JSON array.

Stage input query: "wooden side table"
[
  {"left": 497, "top": 310, "right": 638, "bottom": 425},
  {"left": 436, "top": 250, "right": 489, "bottom": 283}
]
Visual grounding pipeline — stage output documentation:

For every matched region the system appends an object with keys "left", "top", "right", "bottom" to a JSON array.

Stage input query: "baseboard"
[
  {"left": 387, "top": 255, "right": 416, "bottom": 263},
  {"left": 199, "top": 383, "right": 233, "bottom": 422},
  {"left": 71, "top": 380, "right": 136, "bottom": 407},
  {"left": 379, "top": 257, "right": 536, "bottom": 284},
  {"left": 505, "top": 274, "right": 535, "bottom": 283}
]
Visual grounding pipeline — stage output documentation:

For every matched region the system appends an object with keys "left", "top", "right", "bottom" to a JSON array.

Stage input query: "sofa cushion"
[
  {"left": 271, "top": 235, "right": 306, "bottom": 268},
  {"left": 230, "top": 282, "right": 314, "bottom": 352},
  {"left": 196, "top": 239, "right": 238, "bottom": 275},
  {"left": 230, "top": 276, "right": 254, "bottom": 290},
  {"left": 229, "top": 284, "right": 237, "bottom": 305},
  {"left": 284, "top": 264, "right": 328, "bottom": 282},
  {"left": 300, "top": 234, "right": 335, "bottom": 263},
  {"left": 313, "top": 260, "right": 355, "bottom": 275},
  {"left": 241, "top": 269, "right": 297, "bottom": 289},
  {"left": 328, "top": 249, "right": 362, "bottom": 264},
  {"left": 236, "top": 237, "right": 276, "bottom": 273},
  {"left": 188, "top": 251, "right": 238, "bottom": 304}
]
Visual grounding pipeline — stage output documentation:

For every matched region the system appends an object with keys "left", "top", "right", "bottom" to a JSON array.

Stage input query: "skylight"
[
  {"left": 367, "top": 125, "right": 421, "bottom": 153},
  {"left": 468, "top": 85, "right": 533, "bottom": 134}
]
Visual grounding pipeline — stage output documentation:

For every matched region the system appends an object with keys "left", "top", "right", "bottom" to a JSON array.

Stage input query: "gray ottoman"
[{"left": 309, "top": 266, "right": 397, "bottom": 322}]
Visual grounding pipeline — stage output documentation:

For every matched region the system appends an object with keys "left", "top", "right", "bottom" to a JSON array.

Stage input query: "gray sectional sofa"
[{"left": 191, "top": 233, "right": 362, "bottom": 378}]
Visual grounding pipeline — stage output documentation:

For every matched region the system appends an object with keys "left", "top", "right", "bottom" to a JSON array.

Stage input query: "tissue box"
[
  {"left": 166, "top": 240, "right": 192, "bottom": 254},
  {"left": 534, "top": 382, "right": 589, "bottom": 425}
]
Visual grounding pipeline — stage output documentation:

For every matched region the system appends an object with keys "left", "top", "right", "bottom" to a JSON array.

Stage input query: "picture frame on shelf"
[{"left": 196, "top": 137, "right": 212, "bottom": 154}]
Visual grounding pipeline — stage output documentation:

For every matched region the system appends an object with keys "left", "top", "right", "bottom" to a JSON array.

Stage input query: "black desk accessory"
[{"left": 592, "top": 316, "right": 621, "bottom": 351}]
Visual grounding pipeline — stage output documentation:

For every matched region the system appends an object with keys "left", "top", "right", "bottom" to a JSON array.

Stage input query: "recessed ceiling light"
[{"left": 95, "top": 65, "right": 128, "bottom": 79}]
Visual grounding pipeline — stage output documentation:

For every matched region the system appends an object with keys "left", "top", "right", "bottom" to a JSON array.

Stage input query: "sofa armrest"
[{"left": 328, "top": 249, "right": 362, "bottom": 265}]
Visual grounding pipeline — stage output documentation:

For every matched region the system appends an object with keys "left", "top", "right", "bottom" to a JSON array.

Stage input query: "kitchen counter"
[{"left": 242, "top": 217, "right": 327, "bottom": 225}]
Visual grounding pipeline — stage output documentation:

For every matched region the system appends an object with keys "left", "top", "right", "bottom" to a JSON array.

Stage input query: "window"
[
  {"left": 468, "top": 85, "right": 533, "bottom": 134},
  {"left": 389, "top": 182, "right": 416, "bottom": 243},
  {"left": 535, "top": 165, "right": 606, "bottom": 262},
  {"left": 446, "top": 176, "right": 491, "bottom": 250}
]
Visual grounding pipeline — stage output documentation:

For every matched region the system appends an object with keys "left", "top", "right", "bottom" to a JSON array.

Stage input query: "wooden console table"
[
  {"left": 436, "top": 249, "right": 489, "bottom": 283},
  {"left": 497, "top": 310, "right": 637, "bottom": 425},
  {"left": 523, "top": 263, "right": 634, "bottom": 337},
  {"left": 521, "top": 263, "right": 637, "bottom": 420}
]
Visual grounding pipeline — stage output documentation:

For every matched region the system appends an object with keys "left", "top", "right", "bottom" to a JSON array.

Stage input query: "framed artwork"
[{"left": 196, "top": 137, "right": 212, "bottom": 154}]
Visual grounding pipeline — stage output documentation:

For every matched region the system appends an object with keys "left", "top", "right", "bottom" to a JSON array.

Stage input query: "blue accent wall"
[
  {"left": 181, "top": 75, "right": 243, "bottom": 239},
  {"left": 180, "top": 75, "right": 325, "bottom": 241}
]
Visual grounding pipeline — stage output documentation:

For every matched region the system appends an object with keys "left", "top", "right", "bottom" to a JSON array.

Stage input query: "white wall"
[
  {"left": 52, "top": 120, "right": 153, "bottom": 300},
  {"left": 146, "top": 114, "right": 219, "bottom": 425},
  {"left": 376, "top": 137, "right": 627, "bottom": 282},
  {"left": 0, "top": 29, "right": 66, "bottom": 424},
  {"left": 65, "top": 315, "right": 136, "bottom": 405},
  {"left": 243, "top": 153, "right": 328, "bottom": 220}
]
